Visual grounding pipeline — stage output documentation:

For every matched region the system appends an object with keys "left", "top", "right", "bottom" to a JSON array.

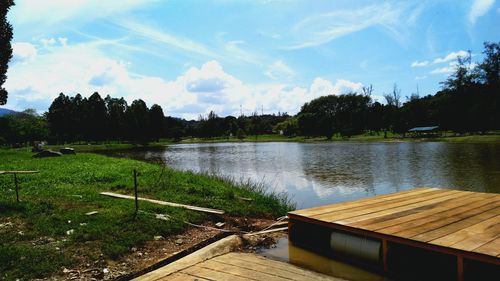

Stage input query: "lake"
[{"left": 100, "top": 141, "right": 500, "bottom": 209}]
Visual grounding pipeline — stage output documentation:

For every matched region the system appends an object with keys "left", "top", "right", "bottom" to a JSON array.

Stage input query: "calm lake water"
[{"left": 101, "top": 141, "right": 500, "bottom": 209}]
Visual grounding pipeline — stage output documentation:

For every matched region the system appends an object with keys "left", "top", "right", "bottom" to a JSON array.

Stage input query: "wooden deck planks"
[
  {"left": 313, "top": 189, "right": 459, "bottom": 222},
  {"left": 336, "top": 190, "right": 470, "bottom": 226},
  {"left": 290, "top": 188, "right": 500, "bottom": 260},
  {"left": 353, "top": 192, "right": 494, "bottom": 230},
  {"left": 215, "top": 252, "right": 335, "bottom": 281},
  {"left": 289, "top": 187, "right": 437, "bottom": 217},
  {"left": 386, "top": 201, "right": 500, "bottom": 238},
  {"left": 149, "top": 252, "right": 341, "bottom": 281}
]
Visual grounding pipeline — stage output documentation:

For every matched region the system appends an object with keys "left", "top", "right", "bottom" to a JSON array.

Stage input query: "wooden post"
[
  {"left": 457, "top": 255, "right": 464, "bottom": 281},
  {"left": 133, "top": 169, "right": 138, "bottom": 215},
  {"left": 14, "top": 173, "right": 19, "bottom": 203}
]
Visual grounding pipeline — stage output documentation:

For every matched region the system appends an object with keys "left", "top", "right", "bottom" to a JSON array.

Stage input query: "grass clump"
[{"left": 0, "top": 149, "right": 293, "bottom": 280}]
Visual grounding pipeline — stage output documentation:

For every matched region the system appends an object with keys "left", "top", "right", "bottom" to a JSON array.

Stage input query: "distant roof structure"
[{"left": 408, "top": 126, "right": 439, "bottom": 132}]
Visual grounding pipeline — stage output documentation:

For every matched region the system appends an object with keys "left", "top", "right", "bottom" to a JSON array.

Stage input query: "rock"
[
  {"left": 33, "top": 150, "right": 62, "bottom": 158},
  {"left": 55, "top": 247, "right": 60, "bottom": 251},
  {"left": 60, "top": 147, "right": 76, "bottom": 155},
  {"left": 215, "top": 222, "right": 225, "bottom": 228},
  {"left": 103, "top": 268, "right": 110, "bottom": 274},
  {"left": 153, "top": 235, "right": 163, "bottom": 241},
  {"left": 131, "top": 247, "right": 137, "bottom": 252},
  {"left": 63, "top": 267, "right": 71, "bottom": 274},
  {"left": 66, "top": 229, "right": 74, "bottom": 235},
  {"left": 155, "top": 214, "right": 169, "bottom": 221},
  {"left": 175, "top": 238, "right": 184, "bottom": 245}
]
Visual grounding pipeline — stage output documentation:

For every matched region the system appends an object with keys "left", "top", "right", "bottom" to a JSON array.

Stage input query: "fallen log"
[{"left": 100, "top": 192, "right": 225, "bottom": 215}]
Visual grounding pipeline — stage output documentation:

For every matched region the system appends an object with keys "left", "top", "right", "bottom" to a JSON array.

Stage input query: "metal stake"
[
  {"left": 134, "top": 169, "right": 138, "bottom": 215},
  {"left": 14, "top": 173, "right": 19, "bottom": 202}
]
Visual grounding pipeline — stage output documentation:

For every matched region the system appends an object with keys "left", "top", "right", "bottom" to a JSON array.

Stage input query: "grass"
[
  {"left": 43, "top": 139, "right": 174, "bottom": 152},
  {"left": 181, "top": 132, "right": 500, "bottom": 144},
  {"left": 0, "top": 149, "right": 293, "bottom": 280}
]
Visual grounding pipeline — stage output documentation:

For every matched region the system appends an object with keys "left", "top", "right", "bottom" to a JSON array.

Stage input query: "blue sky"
[{"left": 5, "top": 0, "right": 500, "bottom": 119}]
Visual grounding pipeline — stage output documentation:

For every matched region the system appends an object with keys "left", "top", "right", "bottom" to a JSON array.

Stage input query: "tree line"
[{"left": 0, "top": 41, "right": 498, "bottom": 146}]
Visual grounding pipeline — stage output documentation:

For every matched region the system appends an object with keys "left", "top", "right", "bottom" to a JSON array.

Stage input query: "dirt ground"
[{"left": 34, "top": 216, "right": 287, "bottom": 281}]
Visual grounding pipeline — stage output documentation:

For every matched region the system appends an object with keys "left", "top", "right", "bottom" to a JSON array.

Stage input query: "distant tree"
[
  {"left": 149, "top": 104, "right": 165, "bottom": 141},
  {"left": 236, "top": 128, "right": 246, "bottom": 140},
  {"left": 84, "top": 92, "right": 107, "bottom": 141},
  {"left": 47, "top": 93, "right": 73, "bottom": 143},
  {"left": 478, "top": 42, "right": 500, "bottom": 87},
  {"left": 0, "top": 0, "right": 14, "bottom": 105},
  {"left": 126, "top": 99, "right": 150, "bottom": 143},
  {"left": 384, "top": 83, "right": 402, "bottom": 108},
  {"left": 298, "top": 94, "right": 371, "bottom": 138},
  {"left": 0, "top": 109, "right": 48, "bottom": 145},
  {"left": 105, "top": 95, "right": 128, "bottom": 141},
  {"left": 362, "top": 84, "right": 373, "bottom": 96}
]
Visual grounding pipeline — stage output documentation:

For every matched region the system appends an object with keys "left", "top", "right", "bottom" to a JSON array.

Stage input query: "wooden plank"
[
  {"left": 411, "top": 206, "right": 500, "bottom": 243},
  {"left": 100, "top": 192, "right": 225, "bottom": 215},
  {"left": 336, "top": 190, "right": 469, "bottom": 226},
  {"left": 352, "top": 192, "right": 493, "bottom": 230},
  {"left": 182, "top": 265, "right": 250, "bottom": 281},
  {"left": 430, "top": 215, "right": 500, "bottom": 247},
  {"left": 158, "top": 272, "right": 211, "bottom": 281},
  {"left": 313, "top": 189, "right": 456, "bottom": 222},
  {"left": 379, "top": 200, "right": 500, "bottom": 237},
  {"left": 472, "top": 237, "right": 500, "bottom": 257},
  {"left": 219, "top": 253, "right": 336, "bottom": 280},
  {"left": 0, "top": 170, "right": 39, "bottom": 174},
  {"left": 246, "top": 227, "right": 288, "bottom": 236},
  {"left": 289, "top": 187, "right": 436, "bottom": 217},
  {"left": 201, "top": 259, "right": 290, "bottom": 281}
]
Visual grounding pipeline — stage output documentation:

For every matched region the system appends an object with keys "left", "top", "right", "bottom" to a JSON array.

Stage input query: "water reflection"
[
  {"left": 98, "top": 142, "right": 500, "bottom": 208},
  {"left": 259, "top": 238, "right": 391, "bottom": 281}
]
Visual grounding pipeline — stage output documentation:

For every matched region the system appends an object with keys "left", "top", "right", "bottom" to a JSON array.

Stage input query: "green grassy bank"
[
  {"left": 0, "top": 149, "right": 292, "bottom": 280},
  {"left": 181, "top": 132, "right": 500, "bottom": 144}
]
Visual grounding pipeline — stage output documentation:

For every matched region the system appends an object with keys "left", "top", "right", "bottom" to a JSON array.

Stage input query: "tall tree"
[
  {"left": 148, "top": 104, "right": 165, "bottom": 141},
  {"left": 126, "top": 99, "right": 150, "bottom": 143},
  {"left": 0, "top": 0, "right": 14, "bottom": 105},
  {"left": 85, "top": 92, "right": 107, "bottom": 141}
]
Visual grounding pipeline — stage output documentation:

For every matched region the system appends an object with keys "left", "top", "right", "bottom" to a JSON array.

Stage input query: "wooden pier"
[{"left": 288, "top": 188, "right": 500, "bottom": 281}]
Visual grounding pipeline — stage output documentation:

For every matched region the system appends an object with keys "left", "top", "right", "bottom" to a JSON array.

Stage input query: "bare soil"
[{"left": 34, "top": 216, "right": 285, "bottom": 281}]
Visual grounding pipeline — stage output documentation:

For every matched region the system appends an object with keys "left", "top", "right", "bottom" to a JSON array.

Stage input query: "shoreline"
[{"left": 0, "top": 149, "right": 292, "bottom": 280}]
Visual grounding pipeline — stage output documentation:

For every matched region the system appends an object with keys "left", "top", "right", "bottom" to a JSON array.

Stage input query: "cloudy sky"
[{"left": 5, "top": 0, "right": 500, "bottom": 119}]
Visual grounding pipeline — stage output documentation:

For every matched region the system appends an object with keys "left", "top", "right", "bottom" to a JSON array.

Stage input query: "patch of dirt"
[{"left": 34, "top": 216, "right": 284, "bottom": 281}]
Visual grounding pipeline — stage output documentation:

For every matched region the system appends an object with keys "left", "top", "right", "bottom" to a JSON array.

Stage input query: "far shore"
[{"left": 37, "top": 132, "right": 500, "bottom": 153}]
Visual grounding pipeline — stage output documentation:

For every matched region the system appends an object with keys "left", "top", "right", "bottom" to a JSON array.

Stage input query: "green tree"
[
  {"left": 149, "top": 104, "right": 165, "bottom": 141},
  {"left": 105, "top": 95, "right": 128, "bottom": 141},
  {"left": 126, "top": 99, "right": 150, "bottom": 143},
  {"left": 0, "top": 0, "right": 14, "bottom": 105}
]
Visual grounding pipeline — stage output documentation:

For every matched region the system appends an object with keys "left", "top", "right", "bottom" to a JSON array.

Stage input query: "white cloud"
[
  {"left": 265, "top": 60, "right": 295, "bottom": 80},
  {"left": 469, "top": 0, "right": 495, "bottom": 24},
  {"left": 430, "top": 66, "right": 455, "bottom": 75},
  {"left": 11, "top": 0, "right": 158, "bottom": 27},
  {"left": 114, "top": 20, "right": 217, "bottom": 58},
  {"left": 411, "top": 60, "right": 429, "bottom": 67},
  {"left": 11, "top": 42, "right": 37, "bottom": 64},
  {"left": 5, "top": 40, "right": 363, "bottom": 119},
  {"left": 285, "top": 3, "right": 422, "bottom": 49},
  {"left": 433, "top": 50, "right": 469, "bottom": 64},
  {"left": 416, "top": 75, "right": 428, "bottom": 80}
]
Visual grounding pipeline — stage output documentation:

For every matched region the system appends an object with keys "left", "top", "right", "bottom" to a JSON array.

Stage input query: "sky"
[{"left": 4, "top": 0, "right": 500, "bottom": 119}]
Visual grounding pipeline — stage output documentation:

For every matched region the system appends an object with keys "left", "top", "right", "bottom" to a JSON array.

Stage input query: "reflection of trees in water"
[
  {"left": 298, "top": 143, "right": 376, "bottom": 196},
  {"left": 442, "top": 144, "right": 500, "bottom": 193}
]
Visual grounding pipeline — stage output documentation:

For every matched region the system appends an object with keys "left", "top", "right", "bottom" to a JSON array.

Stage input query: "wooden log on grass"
[{"left": 100, "top": 192, "right": 225, "bottom": 215}]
